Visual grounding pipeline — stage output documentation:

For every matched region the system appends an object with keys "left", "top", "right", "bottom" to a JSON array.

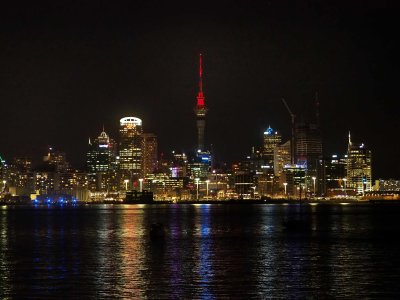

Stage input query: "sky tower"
[{"left": 194, "top": 53, "right": 208, "bottom": 151}]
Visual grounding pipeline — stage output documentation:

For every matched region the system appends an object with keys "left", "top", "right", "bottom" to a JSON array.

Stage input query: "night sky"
[{"left": 0, "top": 1, "right": 398, "bottom": 178}]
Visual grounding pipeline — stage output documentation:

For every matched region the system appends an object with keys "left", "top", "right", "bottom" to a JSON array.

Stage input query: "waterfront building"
[
  {"left": 207, "top": 171, "right": 230, "bottom": 199},
  {"left": 144, "top": 173, "right": 187, "bottom": 200},
  {"left": 282, "top": 164, "right": 306, "bottom": 197},
  {"left": 374, "top": 179, "right": 400, "bottom": 191},
  {"left": 346, "top": 133, "right": 372, "bottom": 195},
  {"left": 233, "top": 171, "right": 254, "bottom": 199}
]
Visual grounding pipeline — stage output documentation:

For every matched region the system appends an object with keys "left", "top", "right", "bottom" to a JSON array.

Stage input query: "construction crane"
[{"left": 282, "top": 98, "right": 296, "bottom": 164}]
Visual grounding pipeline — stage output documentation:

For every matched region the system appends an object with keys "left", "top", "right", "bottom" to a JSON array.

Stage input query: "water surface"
[{"left": 1, "top": 203, "right": 400, "bottom": 298}]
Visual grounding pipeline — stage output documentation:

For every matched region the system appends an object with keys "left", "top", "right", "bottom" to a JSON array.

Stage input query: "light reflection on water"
[{"left": 0, "top": 204, "right": 400, "bottom": 298}]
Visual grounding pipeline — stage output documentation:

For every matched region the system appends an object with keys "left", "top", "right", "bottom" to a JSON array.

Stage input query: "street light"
[
  {"left": 124, "top": 179, "right": 129, "bottom": 191},
  {"left": 312, "top": 176, "right": 316, "bottom": 197},
  {"left": 270, "top": 176, "right": 274, "bottom": 195},
  {"left": 139, "top": 178, "right": 143, "bottom": 193},
  {"left": 206, "top": 180, "right": 210, "bottom": 197},
  {"left": 195, "top": 178, "right": 200, "bottom": 200},
  {"left": 343, "top": 178, "right": 347, "bottom": 196},
  {"left": 2, "top": 180, "right": 6, "bottom": 193},
  {"left": 283, "top": 182, "right": 288, "bottom": 195}
]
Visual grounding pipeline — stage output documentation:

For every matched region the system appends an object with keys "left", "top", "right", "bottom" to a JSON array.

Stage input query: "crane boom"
[
  {"left": 282, "top": 98, "right": 295, "bottom": 118},
  {"left": 281, "top": 98, "right": 296, "bottom": 164}
]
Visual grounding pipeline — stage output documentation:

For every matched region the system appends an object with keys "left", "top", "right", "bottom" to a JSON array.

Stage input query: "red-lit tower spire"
[{"left": 194, "top": 53, "right": 208, "bottom": 150}]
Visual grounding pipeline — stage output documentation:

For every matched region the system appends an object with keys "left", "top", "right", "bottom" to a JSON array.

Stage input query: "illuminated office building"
[
  {"left": 191, "top": 150, "right": 212, "bottom": 178},
  {"left": 87, "top": 129, "right": 116, "bottom": 173},
  {"left": 118, "top": 117, "right": 143, "bottom": 177},
  {"left": 324, "top": 154, "right": 347, "bottom": 190},
  {"left": 374, "top": 179, "right": 400, "bottom": 191},
  {"left": 282, "top": 164, "right": 306, "bottom": 196},
  {"left": 274, "top": 140, "right": 291, "bottom": 178},
  {"left": 87, "top": 129, "right": 117, "bottom": 191},
  {"left": 263, "top": 126, "right": 281, "bottom": 172},
  {"left": 6, "top": 157, "right": 34, "bottom": 195},
  {"left": 346, "top": 133, "right": 372, "bottom": 195}
]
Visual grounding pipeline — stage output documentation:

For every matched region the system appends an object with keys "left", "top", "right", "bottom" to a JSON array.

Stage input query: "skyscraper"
[
  {"left": 274, "top": 140, "right": 291, "bottom": 178},
  {"left": 346, "top": 133, "right": 372, "bottom": 195},
  {"left": 324, "top": 154, "right": 347, "bottom": 190},
  {"left": 262, "top": 126, "right": 282, "bottom": 172},
  {"left": 118, "top": 117, "right": 143, "bottom": 179},
  {"left": 86, "top": 128, "right": 117, "bottom": 191},
  {"left": 141, "top": 133, "right": 158, "bottom": 177},
  {"left": 194, "top": 54, "right": 208, "bottom": 151},
  {"left": 87, "top": 129, "right": 116, "bottom": 173},
  {"left": 295, "top": 121, "right": 323, "bottom": 171}
]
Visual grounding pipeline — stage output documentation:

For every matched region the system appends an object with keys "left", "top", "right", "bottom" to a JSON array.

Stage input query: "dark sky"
[{"left": 0, "top": 0, "right": 398, "bottom": 178}]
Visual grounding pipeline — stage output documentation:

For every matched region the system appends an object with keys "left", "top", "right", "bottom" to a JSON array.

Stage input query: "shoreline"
[{"left": 2, "top": 198, "right": 400, "bottom": 206}]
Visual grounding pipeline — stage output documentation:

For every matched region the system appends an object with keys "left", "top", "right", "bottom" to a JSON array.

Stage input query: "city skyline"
[{"left": 0, "top": 1, "right": 398, "bottom": 178}]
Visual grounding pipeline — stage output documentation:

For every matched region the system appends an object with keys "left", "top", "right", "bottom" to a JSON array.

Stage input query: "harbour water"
[{"left": 1, "top": 203, "right": 400, "bottom": 298}]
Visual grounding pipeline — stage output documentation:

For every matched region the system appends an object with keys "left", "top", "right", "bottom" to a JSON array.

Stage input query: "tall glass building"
[
  {"left": 347, "top": 134, "right": 372, "bottom": 195},
  {"left": 295, "top": 121, "right": 323, "bottom": 171},
  {"left": 141, "top": 133, "right": 158, "bottom": 177},
  {"left": 86, "top": 129, "right": 117, "bottom": 191},
  {"left": 87, "top": 129, "right": 116, "bottom": 173},
  {"left": 118, "top": 117, "right": 143, "bottom": 179},
  {"left": 263, "top": 126, "right": 281, "bottom": 172}
]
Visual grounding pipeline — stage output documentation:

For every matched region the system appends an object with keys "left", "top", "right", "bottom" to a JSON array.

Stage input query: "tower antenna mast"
[
  {"left": 315, "top": 91, "right": 320, "bottom": 128},
  {"left": 194, "top": 53, "right": 208, "bottom": 150}
]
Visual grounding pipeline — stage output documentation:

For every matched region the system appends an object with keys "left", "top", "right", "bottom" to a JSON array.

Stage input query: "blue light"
[{"left": 264, "top": 126, "right": 274, "bottom": 135}]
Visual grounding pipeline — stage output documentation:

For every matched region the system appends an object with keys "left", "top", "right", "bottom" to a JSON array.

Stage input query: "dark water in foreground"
[{"left": 1, "top": 203, "right": 400, "bottom": 299}]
